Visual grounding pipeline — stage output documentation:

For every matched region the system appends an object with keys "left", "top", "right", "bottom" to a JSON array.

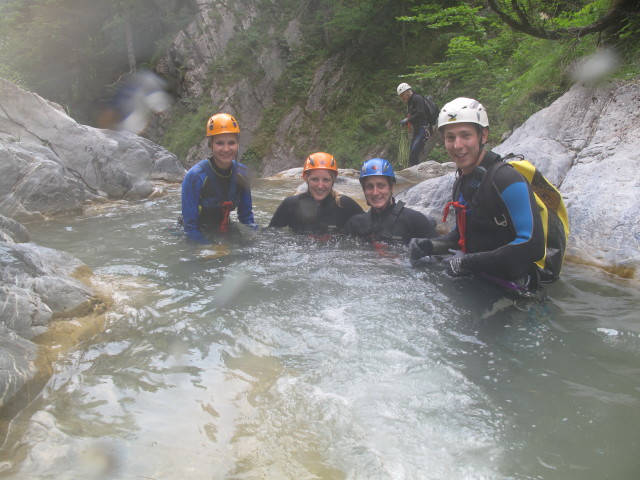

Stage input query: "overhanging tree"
[{"left": 485, "top": 0, "right": 640, "bottom": 39}]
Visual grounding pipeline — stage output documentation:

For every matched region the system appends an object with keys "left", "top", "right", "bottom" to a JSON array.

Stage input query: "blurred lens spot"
[
  {"left": 569, "top": 48, "right": 620, "bottom": 84},
  {"left": 77, "top": 439, "right": 126, "bottom": 479},
  {"left": 96, "top": 69, "right": 172, "bottom": 134},
  {"left": 209, "top": 268, "right": 250, "bottom": 310}
]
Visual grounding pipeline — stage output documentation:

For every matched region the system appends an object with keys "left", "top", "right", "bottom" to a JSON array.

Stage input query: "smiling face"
[
  {"left": 363, "top": 176, "right": 393, "bottom": 211},
  {"left": 209, "top": 133, "right": 239, "bottom": 169},
  {"left": 304, "top": 169, "right": 336, "bottom": 201},
  {"left": 442, "top": 123, "right": 489, "bottom": 175}
]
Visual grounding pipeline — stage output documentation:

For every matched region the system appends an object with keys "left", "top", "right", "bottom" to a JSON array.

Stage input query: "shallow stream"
[{"left": 1, "top": 179, "right": 639, "bottom": 479}]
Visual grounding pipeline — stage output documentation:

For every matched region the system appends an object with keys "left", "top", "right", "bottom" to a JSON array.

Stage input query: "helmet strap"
[{"left": 472, "top": 125, "right": 488, "bottom": 169}]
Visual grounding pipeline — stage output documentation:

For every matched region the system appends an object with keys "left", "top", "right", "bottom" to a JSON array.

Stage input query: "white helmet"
[
  {"left": 437, "top": 97, "right": 489, "bottom": 131},
  {"left": 396, "top": 83, "right": 412, "bottom": 95}
]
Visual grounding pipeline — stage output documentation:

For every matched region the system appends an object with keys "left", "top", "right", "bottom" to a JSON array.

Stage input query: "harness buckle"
[{"left": 494, "top": 214, "right": 508, "bottom": 227}]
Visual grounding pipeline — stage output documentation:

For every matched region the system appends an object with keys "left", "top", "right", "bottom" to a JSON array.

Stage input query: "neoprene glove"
[
  {"left": 409, "top": 238, "right": 434, "bottom": 259},
  {"left": 399, "top": 118, "right": 409, "bottom": 125},
  {"left": 443, "top": 249, "right": 470, "bottom": 277}
]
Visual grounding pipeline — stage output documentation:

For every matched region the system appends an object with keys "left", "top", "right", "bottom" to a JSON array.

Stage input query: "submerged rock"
[{"left": 0, "top": 215, "right": 106, "bottom": 407}]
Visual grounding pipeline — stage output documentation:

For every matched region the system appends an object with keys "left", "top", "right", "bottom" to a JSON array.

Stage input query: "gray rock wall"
[
  {"left": 493, "top": 80, "right": 640, "bottom": 276},
  {"left": 155, "top": 0, "right": 353, "bottom": 175}
]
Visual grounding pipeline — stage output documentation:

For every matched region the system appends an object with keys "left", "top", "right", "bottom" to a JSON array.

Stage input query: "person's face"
[
  {"left": 305, "top": 169, "right": 335, "bottom": 201},
  {"left": 363, "top": 176, "right": 393, "bottom": 211},
  {"left": 210, "top": 133, "right": 238, "bottom": 169},
  {"left": 399, "top": 90, "right": 411, "bottom": 103},
  {"left": 442, "top": 123, "right": 488, "bottom": 175}
]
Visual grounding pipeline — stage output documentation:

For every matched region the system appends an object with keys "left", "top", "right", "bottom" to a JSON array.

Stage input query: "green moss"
[{"left": 160, "top": 102, "right": 210, "bottom": 163}]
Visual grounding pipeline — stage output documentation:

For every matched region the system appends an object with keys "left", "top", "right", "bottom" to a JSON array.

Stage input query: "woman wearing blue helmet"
[{"left": 343, "top": 158, "right": 437, "bottom": 244}]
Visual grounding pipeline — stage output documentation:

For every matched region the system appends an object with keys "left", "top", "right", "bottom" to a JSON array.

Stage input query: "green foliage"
[
  {"left": 396, "top": 127, "right": 408, "bottom": 168},
  {"left": 493, "top": 38, "right": 592, "bottom": 130},
  {"left": 2, "top": 0, "right": 637, "bottom": 176},
  {"left": 615, "top": 12, "right": 640, "bottom": 78},
  {"left": 239, "top": 146, "right": 264, "bottom": 171},
  {"left": 490, "top": 0, "right": 610, "bottom": 31},
  {"left": 160, "top": 102, "right": 209, "bottom": 162},
  {"left": 399, "top": 3, "right": 487, "bottom": 33},
  {"left": 318, "top": 100, "right": 398, "bottom": 169},
  {"left": 398, "top": 0, "right": 639, "bottom": 136},
  {"left": 243, "top": 0, "right": 638, "bottom": 173}
]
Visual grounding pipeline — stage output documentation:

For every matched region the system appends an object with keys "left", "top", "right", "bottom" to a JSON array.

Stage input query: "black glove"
[
  {"left": 409, "top": 238, "right": 434, "bottom": 260},
  {"left": 399, "top": 118, "right": 409, "bottom": 125},
  {"left": 443, "top": 250, "right": 470, "bottom": 277}
]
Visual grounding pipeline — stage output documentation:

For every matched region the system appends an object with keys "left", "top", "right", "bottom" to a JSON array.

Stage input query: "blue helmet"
[{"left": 359, "top": 158, "right": 396, "bottom": 185}]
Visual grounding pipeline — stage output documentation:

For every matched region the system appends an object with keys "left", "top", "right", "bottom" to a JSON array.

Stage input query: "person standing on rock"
[
  {"left": 181, "top": 113, "right": 258, "bottom": 243},
  {"left": 408, "top": 97, "right": 545, "bottom": 294},
  {"left": 343, "top": 158, "right": 438, "bottom": 244},
  {"left": 397, "top": 83, "right": 435, "bottom": 167},
  {"left": 268, "top": 152, "right": 364, "bottom": 234}
]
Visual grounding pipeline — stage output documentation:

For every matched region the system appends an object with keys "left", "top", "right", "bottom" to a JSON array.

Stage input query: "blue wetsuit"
[
  {"left": 181, "top": 158, "right": 256, "bottom": 243},
  {"left": 435, "top": 151, "right": 545, "bottom": 281}
]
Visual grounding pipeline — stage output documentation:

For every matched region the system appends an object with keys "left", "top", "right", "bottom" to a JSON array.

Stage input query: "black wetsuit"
[
  {"left": 344, "top": 200, "right": 438, "bottom": 244},
  {"left": 268, "top": 192, "right": 364, "bottom": 233},
  {"left": 406, "top": 93, "right": 432, "bottom": 167},
  {"left": 433, "top": 151, "right": 545, "bottom": 280}
]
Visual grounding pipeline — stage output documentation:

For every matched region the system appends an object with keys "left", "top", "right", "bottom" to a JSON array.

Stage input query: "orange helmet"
[
  {"left": 206, "top": 113, "right": 240, "bottom": 136},
  {"left": 302, "top": 152, "right": 338, "bottom": 175}
]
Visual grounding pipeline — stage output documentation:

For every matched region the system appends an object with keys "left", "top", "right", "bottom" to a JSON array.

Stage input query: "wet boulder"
[
  {"left": 493, "top": 80, "right": 640, "bottom": 277},
  {"left": 0, "top": 78, "right": 185, "bottom": 222},
  {"left": 0, "top": 215, "right": 100, "bottom": 406},
  {"left": 0, "top": 143, "right": 87, "bottom": 221},
  {"left": 396, "top": 172, "right": 457, "bottom": 231},
  {"left": 0, "top": 214, "right": 30, "bottom": 243}
]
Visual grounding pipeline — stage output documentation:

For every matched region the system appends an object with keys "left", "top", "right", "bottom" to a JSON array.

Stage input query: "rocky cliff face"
[{"left": 155, "top": 0, "right": 352, "bottom": 175}]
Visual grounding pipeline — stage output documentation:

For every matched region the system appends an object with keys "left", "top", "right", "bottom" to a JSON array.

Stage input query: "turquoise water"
[{"left": 2, "top": 180, "right": 639, "bottom": 479}]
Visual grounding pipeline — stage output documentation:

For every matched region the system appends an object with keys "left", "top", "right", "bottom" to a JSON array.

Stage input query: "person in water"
[
  {"left": 343, "top": 158, "right": 437, "bottom": 244},
  {"left": 409, "top": 97, "right": 545, "bottom": 291},
  {"left": 181, "top": 113, "right": 258, "bottom": 243},
  {"left": 268, "top": 152, "right": 364, "bottom": 233}
]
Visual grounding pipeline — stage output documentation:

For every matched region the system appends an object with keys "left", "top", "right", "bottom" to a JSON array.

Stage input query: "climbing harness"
[
  {"left": 442, "top": 200, "right": 468, "bottom": 252},
  {"left": 219, "top": 201, "right": 234, "bottom": 233}
]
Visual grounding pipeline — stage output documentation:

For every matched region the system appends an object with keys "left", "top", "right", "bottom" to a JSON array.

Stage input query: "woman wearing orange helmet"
[
  {"left": 181, "top": 113, "right": 257, "bottom": 242},
  {"left": 268, "top": 152, "right": 364, "bottom": 233}
]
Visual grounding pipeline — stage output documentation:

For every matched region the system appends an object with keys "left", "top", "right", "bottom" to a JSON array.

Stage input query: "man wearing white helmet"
[
  {"left": 409, "top": 97, "right": 545, "bottom": 293},
  {"left": 397, "top": 83, "right": 433, "bottom": 167}
]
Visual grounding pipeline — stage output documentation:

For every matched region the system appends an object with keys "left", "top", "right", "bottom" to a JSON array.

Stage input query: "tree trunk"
[{"left": 123, "top": 2, "right": 136, "bottom": 72}]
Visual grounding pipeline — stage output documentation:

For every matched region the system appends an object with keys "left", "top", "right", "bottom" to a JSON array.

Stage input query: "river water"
[{"left": 1, "top": 179, "right": 639, "bottom": 480}]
